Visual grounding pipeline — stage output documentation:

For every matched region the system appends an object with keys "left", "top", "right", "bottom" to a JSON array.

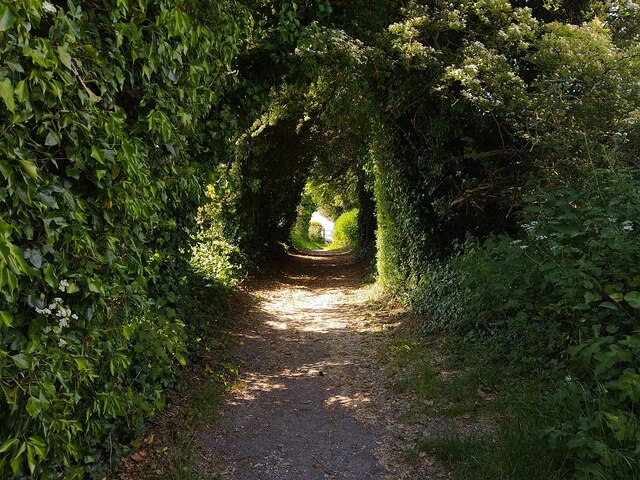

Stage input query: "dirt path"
[{"left": 197, "top": 250, "right": 433, "bottom": 479}]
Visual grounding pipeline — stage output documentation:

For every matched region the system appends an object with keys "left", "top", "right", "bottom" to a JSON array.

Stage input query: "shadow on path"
[{"left": 198, "top": 250, "right": 397, "bottom": 479}]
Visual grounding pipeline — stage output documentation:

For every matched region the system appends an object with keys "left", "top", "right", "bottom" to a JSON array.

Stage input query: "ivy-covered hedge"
[{"left": 0, "top": 0, "right": 249, "bottom": 477}]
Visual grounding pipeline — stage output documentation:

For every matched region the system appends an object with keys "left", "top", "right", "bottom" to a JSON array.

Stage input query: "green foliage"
[
  {"left": 1, "top": 0, "right": 638, "bottom": 476},
  {"left": 0, "top": 0, "right": 250, "bottom": 476},
  {"left": 307, "top": 221, "right": 326, "bottom": 244},
  {"left": 289, "top": 229, "right": 326, "bottom": 251},
  {"left": 331, "top": 209, "right": 359, "bottom": 249},
  {"left": 412, "top": 167, "right": 640, "bottom": 477},
  {"left": 289, "top": 190, "right": 319, "bottom": 251}
]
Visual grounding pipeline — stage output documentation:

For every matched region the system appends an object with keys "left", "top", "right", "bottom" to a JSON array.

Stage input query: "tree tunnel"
[{"left": 2, "top": 0, "right": 639, "bottom": 476}]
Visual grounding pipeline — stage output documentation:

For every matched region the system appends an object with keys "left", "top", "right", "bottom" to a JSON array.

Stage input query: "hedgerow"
[{"left": 0, "top": 0, "right": 250, "bottom": 476}]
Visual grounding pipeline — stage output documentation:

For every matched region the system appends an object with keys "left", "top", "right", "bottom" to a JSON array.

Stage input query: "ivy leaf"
[
  {"left": 11, "top": 353, "right": 34, "bottom": 370},
  {"left": 0, "top": 310, "right": 13, "bottom": 327},
  {"left": 29, "top": 249, "right": 42, "bottom": 269},
  {"left": 57, "top": 46, "right": 73, "bottom": 70},
  {"left": 25, "top": 397, "right": 48, "bottom": 418},
  {"left": 88, "top": 280, "right": 105, "bottom": 295},
  {"left": 14, "top": 80, "right": 28, "bottom": 102},
  {"left": 0, "top": 267, "right": 18, "bottom": 295},
  {"left": 10, "top": 441, "right": 26, "bottom": 475},
  {"left": 0, "top": 4, "right": 17, "bottom": 32},
  {"left": 0, "top": 438, "right": 18, "bottom": 453},
  {"left": 624, "top": 292, "right": 640, "bottom": 309},
  {"left": 74, "top": 357, "right": 90, "bottom": 371},
  {"left": 0, "top": 78, "right": 15, "bottom": 113},
  {"left": 44, "top": 263, "right": 58, "bottom": 289}
]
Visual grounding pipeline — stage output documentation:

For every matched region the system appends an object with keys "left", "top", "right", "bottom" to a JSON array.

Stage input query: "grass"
[{"left": 382, "top": 327, "right": 570, "bottom": 480}]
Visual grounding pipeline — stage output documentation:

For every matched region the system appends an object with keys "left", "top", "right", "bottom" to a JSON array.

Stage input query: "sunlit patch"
[
  {"left": 280, "top": 360, "right": 352, "bottom": 378},
  {"left": 230, "top": 373, "right": 288, "bottom": 402},
  {"left": 324, "top": 393, "right": 372, "bottom": 409},
  {"left": 265, "top": 320, "right": 288, "bottom": 330}
]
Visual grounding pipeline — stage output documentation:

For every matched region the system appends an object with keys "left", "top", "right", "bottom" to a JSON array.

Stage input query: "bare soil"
[{"left": 196, "top": 250, "right": 446, "bottom": 479}]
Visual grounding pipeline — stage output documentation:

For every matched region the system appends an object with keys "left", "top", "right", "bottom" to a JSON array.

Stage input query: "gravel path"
[{"left": 198, "top": 250, "right": 432, "bottom": 479}]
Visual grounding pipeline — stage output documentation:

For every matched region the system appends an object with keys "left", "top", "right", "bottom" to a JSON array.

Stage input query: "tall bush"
[{"left": 332, "top": 209, "right": 359, "bottom": 249}]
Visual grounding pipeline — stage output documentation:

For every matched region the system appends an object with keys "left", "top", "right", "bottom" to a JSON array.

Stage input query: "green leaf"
[
  {"left": 0, "top": 310, "right": 13, "bottom": 327},
  {"left": 91, "top": 145, "right": 105, "bottom": 163},
  {"left": 74, "top": 357, "right": 90, "bottom": 371},
  {"left": 8, "top": 244, "right": 29, "bottom": 275},
  {"left": 624, "top": 291, "right": 640, "bottom": 309},
  {"left": 26, "top": 437, "right": 46, "bottom": 474},
  {"left": 44, "top": 263, "right": 58, "bottom": 289},
  {"left": 0, "top": 5, "right": 17, "bottom": 32},
  {"left": 10, "top": 441, "right": 26, "bottom": 475},
  {"left": 25, "top": 396, "right": 47, "bottom": 418},
  {"left": 88, "top": 280, "right": 105, "bottom": 294},
  {"left": 57, "top": 46, "right": 73, "bottom": 70},
  {"left": 14, "top": 80, "right": 28, "bottom": 102},
  {"left": 45, "top": 131, "right": 60, "bottom": 146},
  {"left": 66, "top": 281, "right": 80, "bottom": 294},
  {"left": 0, "top": 78, "right": 15, "bottom": 113},
  {"left": 29, "top": 249, "right": 42, "bottom": 269},
  {"left": 0, "top": 268, "right": 17, "bottom": 295},
  {"left": 122, "top": 324, "right": 135, "bottom": 340},
  {"left": 0, "top": 438, "right": 18, "bottom": 453},
  {"left": 583, "top": 291, "right": 602, "bottom": 304},
  {"left": 0, "top": 218, "right": 11, "bottom": 240},
  {"left": 27, "top": 443, "right": 36, "bottom": 474},
  {"left": 11, "top": 353, "right": 34, "bottom": 370},
  {"left": 19, "top": 160, "right": 38, "bottom": 179}
]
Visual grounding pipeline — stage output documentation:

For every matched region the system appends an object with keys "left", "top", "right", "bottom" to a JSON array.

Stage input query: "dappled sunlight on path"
[{"left": 197, "top": 250, "right": 418, "bottom": 479}]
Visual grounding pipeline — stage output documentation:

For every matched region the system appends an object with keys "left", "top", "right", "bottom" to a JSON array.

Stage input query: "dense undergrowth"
[{"left": 410, "top": 168, "right": 640, "bottom": 478}]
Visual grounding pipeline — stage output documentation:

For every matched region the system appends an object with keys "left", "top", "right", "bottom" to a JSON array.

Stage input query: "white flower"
[
  {"left": 54, "top": 297, "right": 62, "bottom": 303},
  {"left": 622, "top": 221, "right": 634, "bottom": 232},
  {"left": 71, "top": 313, "right": 78, "bottom": 320},
  {"left": 58, "top": 338, "right": 67, "bottom": 347},
  {"left": 44, "top": 308, "right": 52, "bottom": 315},
  {"left": 565, "top": 375, "right": 572, "bottom": 382},
  {"left": 43, "top": 326, "right": 51, "bottom": 334},
  {"left": 59, "top": 318, "right": 68, "bottom": 328},
  {"left": 43, "top": 1, "right": 57, "bottom": 14},
  {"left": 36, "top": 307, "right": 45, "bottom": 314},
  {"left": 59, "top": 279, "right": 69, "bottom": 292}
]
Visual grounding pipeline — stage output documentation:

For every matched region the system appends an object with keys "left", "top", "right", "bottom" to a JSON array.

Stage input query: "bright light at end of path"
[{"left": 310, "top": 211, "right": 334, "bottom": 242}]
